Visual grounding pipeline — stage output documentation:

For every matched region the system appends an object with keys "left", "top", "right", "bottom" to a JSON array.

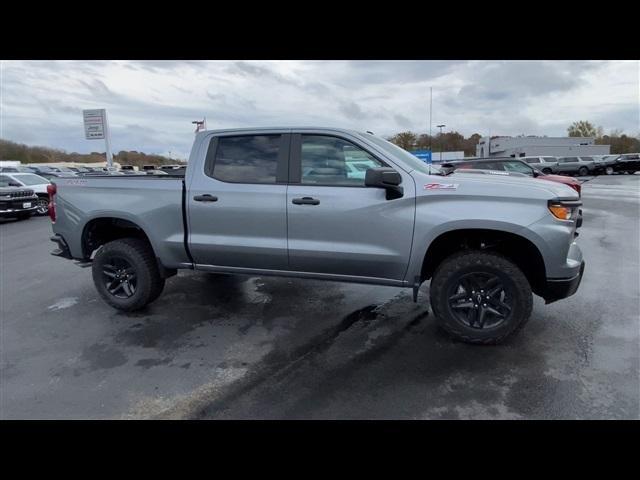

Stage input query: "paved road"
[{"left": 1, "top": 175, "right": 638, "bottom": 419}]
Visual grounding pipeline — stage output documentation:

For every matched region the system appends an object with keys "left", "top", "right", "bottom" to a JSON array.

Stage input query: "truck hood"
[{"left": 414, "top": 169, "right": 580, "bottom": 201}]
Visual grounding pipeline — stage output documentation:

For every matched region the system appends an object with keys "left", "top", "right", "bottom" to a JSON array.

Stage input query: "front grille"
[{"left": 8, "top": 190, "right": 34, "bottom": 198}]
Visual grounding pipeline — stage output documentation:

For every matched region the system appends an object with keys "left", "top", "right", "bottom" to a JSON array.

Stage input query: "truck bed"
[{"left": 52, "top": 176, "right": 189, "bottom": 268}]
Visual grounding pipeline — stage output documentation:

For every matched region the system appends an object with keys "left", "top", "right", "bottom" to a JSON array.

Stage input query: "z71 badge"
[{"left": 424, "top": 183, "right": 459, "bottom": 190}]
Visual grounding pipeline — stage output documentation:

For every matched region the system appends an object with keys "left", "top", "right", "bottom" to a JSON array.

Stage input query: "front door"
[
  {"left": 187, "top": 132, "right": 290, "bottom": 270},
  {"left": 286, "top": 133, "right": 415, "bottom": 281}
]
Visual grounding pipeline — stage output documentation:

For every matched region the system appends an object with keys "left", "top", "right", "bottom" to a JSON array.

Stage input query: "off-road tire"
[
  {"left": 429, "top": 250, "right": 533, "bottom": 345},
  {"left": 92, "top": 238, "right": 165, "bottom": 311}
]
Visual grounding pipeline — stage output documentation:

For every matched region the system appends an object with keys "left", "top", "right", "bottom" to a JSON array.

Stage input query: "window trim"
[
  {"left": 289, "top": 133, "right": 390, "bottom": 188},
  {"left": 203, "top": 133, "right": 290, "bottom": 185}
]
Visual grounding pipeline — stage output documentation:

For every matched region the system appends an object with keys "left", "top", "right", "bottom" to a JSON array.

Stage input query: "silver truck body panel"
[{"left": 51, "top": 126, "right": 584, "bottom": 295}]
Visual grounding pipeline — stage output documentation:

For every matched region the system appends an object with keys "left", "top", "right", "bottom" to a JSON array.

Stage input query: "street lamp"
[{"left": 437, "top": 124, "right": 446, "bottom": 162}]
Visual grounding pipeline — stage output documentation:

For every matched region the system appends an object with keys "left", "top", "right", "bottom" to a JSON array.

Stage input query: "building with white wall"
[{"left": 476, "top": 136, "right": 610, "bottom": 158}]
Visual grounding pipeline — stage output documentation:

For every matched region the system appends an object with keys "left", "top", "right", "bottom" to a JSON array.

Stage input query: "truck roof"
[{"left": 199, "top": 126, "right": 364, "bottom": 136}]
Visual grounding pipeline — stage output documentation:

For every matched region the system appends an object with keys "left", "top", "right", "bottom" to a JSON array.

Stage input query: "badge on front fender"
[{"left": 424, "top": 183, "right": 459, "bottom": 190}]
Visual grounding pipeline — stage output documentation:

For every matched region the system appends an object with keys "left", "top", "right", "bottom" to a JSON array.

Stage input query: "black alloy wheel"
[
  {"left": 447, "top": 272, "right": 513, "bottom": 329},
  {"left": 102, "top": 257, "right": 137, "bottom": 298}
]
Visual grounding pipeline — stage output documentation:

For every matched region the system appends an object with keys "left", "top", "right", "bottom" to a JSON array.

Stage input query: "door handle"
[
  {"left": 292, "top": 197, "right": 320, "bottom": 205},
  {"left": 194, "top": 194, "right": 218, "bottom": 202}
]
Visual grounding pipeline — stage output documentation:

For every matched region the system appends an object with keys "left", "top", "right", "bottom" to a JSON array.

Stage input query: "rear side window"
[
  {"left": 525, "top": 158, "right": 540, "bottom": 163},
  {"left": 211, "top": 135, "right": 282, "bottom": 184}
]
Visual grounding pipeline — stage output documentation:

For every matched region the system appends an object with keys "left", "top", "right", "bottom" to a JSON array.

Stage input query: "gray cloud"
[{"left": 1, "top": 60, "right": 637, "bottom": 159}]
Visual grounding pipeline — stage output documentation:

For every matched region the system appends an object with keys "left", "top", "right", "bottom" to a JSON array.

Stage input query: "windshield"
[
  {"left": 12, "top": 173, "right": 50, "bottom": 185},
  {"left": 360, "top": 133, "right": 438, "bottom": 174}
]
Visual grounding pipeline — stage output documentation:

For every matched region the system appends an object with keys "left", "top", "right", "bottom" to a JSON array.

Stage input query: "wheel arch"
[
  {"left": 419, "top": 227, "right": 548, "bottom": 297},
  {"left": 81, "top": 216, "right": 176, "bottom": 278}
]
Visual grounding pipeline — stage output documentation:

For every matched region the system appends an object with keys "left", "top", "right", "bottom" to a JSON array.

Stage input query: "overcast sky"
[{"left": 1, "top": 60, "right": 638, "bottom": 160}]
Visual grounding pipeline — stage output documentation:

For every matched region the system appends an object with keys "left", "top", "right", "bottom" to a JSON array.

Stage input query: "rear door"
[
  {"left": 187, "top": 132, "right": 290, "bottom": 270},
  {"left": 286, "top": 133, "right": 415, "bottom": 281}
]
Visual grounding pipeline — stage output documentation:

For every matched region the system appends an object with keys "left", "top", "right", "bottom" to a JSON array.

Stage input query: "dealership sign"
[
  {"left": 411, "top": 150, "right": 432, "bottom": 163},
  {"left": 83, "top": 109, "right": 107, "bottom": 140}
]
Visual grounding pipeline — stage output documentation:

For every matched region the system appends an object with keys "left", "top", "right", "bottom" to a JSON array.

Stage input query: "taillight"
[
  {"left": 570, "top": 183, "right": 582, "bottom": 196},
  {"left": 47, "top": 183, "right": 56, "bottom": 222}
]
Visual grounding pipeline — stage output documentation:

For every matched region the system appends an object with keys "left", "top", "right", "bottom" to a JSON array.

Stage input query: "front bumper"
[
  {"left": 542, "top": 260, "right": 585, "bottom": 304},
  {"left": 0, "top": 205, "right": 38, "bottom": 217}
]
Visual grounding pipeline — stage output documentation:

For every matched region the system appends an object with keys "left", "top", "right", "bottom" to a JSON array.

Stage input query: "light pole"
[{"left": 437, "top": 124, "right": 446, "bottom": 162}]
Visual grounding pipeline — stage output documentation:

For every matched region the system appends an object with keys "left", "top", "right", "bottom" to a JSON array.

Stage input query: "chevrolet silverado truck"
[{"left": 48, "top": 127, "right": 585, "bottom": 344}]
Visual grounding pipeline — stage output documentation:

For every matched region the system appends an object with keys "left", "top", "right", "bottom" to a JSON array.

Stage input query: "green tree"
[
  {"left": 387, "top": 131, "right": 418, "bottom": 151},
  {"left": 567, "top": 121, "right": 602, "bottom": 138}
]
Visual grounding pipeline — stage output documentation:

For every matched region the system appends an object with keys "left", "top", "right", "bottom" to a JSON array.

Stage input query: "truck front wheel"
[
  {"left": 92, "top": 238, "right": 165, "bottom": 311},
  {"left": 429, "top": 250, "right": 533, "bottom": 345}
]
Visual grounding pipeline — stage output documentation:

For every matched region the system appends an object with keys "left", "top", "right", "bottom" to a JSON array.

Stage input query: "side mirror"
[
  {"left": 365, "top": 167, "right": 404, "bottom": 200},
  {"left": 532, "top": 169, "right": 541, "bottom": 177},
  {"left": 9, "top": 181, "right": 22, "bottom": 187}
]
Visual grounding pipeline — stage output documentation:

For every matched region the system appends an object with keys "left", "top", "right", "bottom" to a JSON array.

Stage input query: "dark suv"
[
  {"left": 0, "top": 177, "right": 39, "bottom": 220},
  {"left": 601, "top": 153, "right": 640, "bottom": 175}
]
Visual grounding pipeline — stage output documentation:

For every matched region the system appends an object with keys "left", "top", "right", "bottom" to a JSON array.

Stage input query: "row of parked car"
[
  {"left": 0, "top": 164, "right": 186, "bottom": 220},
  {"left": 520, "top": 154, "right": 640, "bottom": 176}
]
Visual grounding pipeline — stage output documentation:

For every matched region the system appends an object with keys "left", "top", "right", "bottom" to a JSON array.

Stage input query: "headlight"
[{"left": 548, "top": 199, "right": 582, "bottom": 221}]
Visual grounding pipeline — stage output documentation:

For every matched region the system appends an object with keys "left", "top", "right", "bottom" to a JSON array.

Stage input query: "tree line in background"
[
  {"left": 567, "top": 121, "right": 640, "bottom": 154},
  {"left": 388, "top": 121, "right": 640, "bottom": 156},
  {"left": 386, "top": 131, "right": 482, "bottom": 156},
  {"left": 1, "top": 120, "right": 638, "bottom": 166},
  {"left": 0, "top": 139, "right": 186, "bottom": 168}
]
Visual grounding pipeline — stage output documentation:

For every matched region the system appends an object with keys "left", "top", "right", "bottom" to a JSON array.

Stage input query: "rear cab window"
[{"left": 205, "top": 134, "right": 288, "bottom": 184}]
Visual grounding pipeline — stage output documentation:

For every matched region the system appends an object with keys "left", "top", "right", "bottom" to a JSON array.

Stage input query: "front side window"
[
  {"left": 503, "top": 161, "right": 534, "bottom": 175},
  {"left": 0, "top": 175, "right": 11, "bottom": 187},
  {"left": 211, "top": 135, "right": 281, "bottom": 184},
  {"left": 300, "top": 135, "right": 383, "bottom": 186}
]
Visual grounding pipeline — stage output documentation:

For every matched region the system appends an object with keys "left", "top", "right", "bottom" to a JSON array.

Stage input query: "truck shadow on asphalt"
[{"left": 102, "top": 271, "right": 611, "bottom": 420}]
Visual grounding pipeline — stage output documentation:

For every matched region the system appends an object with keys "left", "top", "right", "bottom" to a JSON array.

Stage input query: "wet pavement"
[{"left": 1, "top": 175, "right": 638, "bottom": 419}]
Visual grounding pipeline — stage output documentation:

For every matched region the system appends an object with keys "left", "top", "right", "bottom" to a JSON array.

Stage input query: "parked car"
[
  {"left": 48, "top": 127, "right": 585, "bottom": 345},
  {"left": 37, "top": 171, "right": 77, "bottom": 180},
  {"left": 445, "top": 158, "right": 582, "bottom": 196},
  {"left": 66, "top": 166, "right": 90, "bottom": 173},
  {"left": 599, "top": 153, "right": 640, "bottom": 175},
  {"left": 546, "top": 156, "right": 597, "bottom": 176},
  {"left": 0, "top": 177, "right": 39, "bottom": 220},
  {"left": 0, "top": 172, "right": 51, "bottom": 215},
  {"left": 521, "top": 156, "right": 559, "bottom": 169}
]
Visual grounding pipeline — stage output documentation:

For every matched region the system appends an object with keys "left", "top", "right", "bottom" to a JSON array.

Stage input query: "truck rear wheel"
[
  {"left": 92, "top": 238, "right": 165, "bottom": 312},
  {"left": 429, "top": 250, "right": 533, "bottom": 345}
]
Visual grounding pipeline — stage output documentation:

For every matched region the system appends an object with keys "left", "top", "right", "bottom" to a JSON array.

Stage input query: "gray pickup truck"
[{"left": 48, "top": 127, "right": 585, "bottom": 344}]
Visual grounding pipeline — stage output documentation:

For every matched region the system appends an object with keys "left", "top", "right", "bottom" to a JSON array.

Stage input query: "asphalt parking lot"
[{"left": 1, "top": 175, "right": 638, "bottom": 419}]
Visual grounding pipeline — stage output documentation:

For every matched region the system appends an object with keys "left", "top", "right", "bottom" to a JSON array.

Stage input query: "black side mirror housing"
[
  {"left": 9, "top": 182, "right": 22, "bottom": 187},
  {"left": 365, "top": 167, "right": 404, "bottom": 199}
]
